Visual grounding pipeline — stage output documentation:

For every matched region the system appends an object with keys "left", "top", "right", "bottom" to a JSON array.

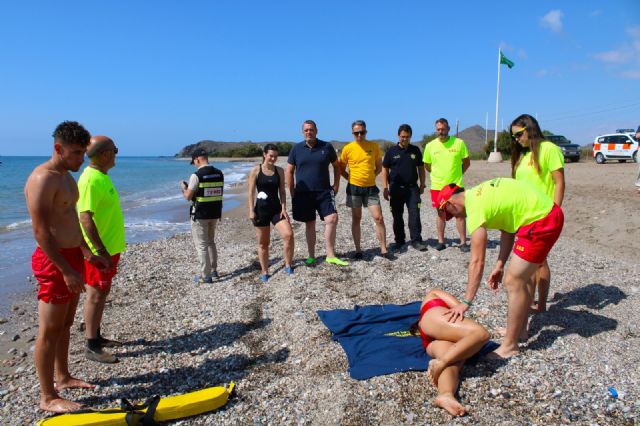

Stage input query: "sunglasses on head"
[
  {"left": 353, "top": 131, "right": 367, "bottom": 136},
  {"left": 511, "top": 127, "right": 526, "bottom": 140}
]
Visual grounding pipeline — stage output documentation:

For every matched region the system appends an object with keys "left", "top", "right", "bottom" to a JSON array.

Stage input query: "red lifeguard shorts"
[
  {"left": 513, "top": 204, "right": 564, "bottom": 264},
  {"left": 84, "top": 253, "right": 120, "bottom": 292},
  {"left": 32, "top": 247, "right": 84, "bottom": 304}
]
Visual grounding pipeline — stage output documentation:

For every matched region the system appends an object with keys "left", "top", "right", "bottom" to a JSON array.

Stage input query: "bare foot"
[
  {"left": 487, "top": 346, "right": 519, "bottom": 359},
  {"left": 56, "top": 376, "right": 96, "bottom": 391},
  {"left": 496, "top": 327, "right": 528, "bottom": 342},
  {"left": 434, "top": 393, "right": 467, "bottom": 417},
  {"left": 427, "top": 359, "right": 446, "bottom": 386},
  {"left": 40, "top": 397, "right": 85, "bottom": 413}
]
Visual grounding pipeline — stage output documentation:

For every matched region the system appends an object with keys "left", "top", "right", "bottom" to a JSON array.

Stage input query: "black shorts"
[
  {"left": 253, "top": 202, "right": 283, "bottom": 227},
  {"left": 292, "top": 189, "right": 337, "bottom": 222}
]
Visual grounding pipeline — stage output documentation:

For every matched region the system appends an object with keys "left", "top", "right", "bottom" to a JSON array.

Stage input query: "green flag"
[{"left": 500, "top": 51, "right": 514, "bottom": 68}]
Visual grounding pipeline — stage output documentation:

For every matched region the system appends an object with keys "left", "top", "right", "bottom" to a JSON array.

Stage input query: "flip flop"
[{"left": 305, "top": 257, "right": 316, "bottom": 266}]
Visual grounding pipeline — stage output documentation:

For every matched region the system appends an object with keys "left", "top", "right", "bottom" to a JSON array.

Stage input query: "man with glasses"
[
  {"left": 339, "top": 120, "right": 391, "bottom": 259},
  {"left": 77, "top": 136, "right": 125, "bottom": 364},
  {"left": 435, "top": 178, "right": 564, "bottom": 358},
  {"left": 423, "top": 118, "right": 471, "bottom": 252},
  {"left": 382, "top": 124, "right": 427, "bottom": 252},
  {"left": 286, "top": 120, "right": 348, "bottom": 266}
]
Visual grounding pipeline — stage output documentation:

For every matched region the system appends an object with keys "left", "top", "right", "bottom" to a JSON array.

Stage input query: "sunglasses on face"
[
  {"left": 511, "top": 128, "right": 526, "bottom": 140},
  {"left": 353, "top": 131, "right": 367, "bottom": 136}
]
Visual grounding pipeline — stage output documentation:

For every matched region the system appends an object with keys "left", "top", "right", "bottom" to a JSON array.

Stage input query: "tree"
[
  {"left": 420, "top": 133, "right": 438, "bottom": 149},
  {"left": 484, "top": 130, "right": 513, "bottom": 156}
]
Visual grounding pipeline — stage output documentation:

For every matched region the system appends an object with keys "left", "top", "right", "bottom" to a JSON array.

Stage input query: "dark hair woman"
[
  {"left": 247, "top": 144, "right": 294, "bottom": 282},
  {"left": 510, "top": 113, "right": 565, "bottom": 316}
]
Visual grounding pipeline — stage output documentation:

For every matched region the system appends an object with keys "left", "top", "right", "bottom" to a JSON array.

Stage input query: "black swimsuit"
[{"left": 253, "top": 165, "right": 283, "bottom": 227}]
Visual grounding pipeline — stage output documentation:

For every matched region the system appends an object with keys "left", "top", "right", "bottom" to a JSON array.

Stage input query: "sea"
[{"left": 0, "top": 156, "right": 254, "bottom": 314}]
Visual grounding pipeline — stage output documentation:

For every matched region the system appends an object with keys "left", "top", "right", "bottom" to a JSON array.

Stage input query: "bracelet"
[{"left": 462, "top": 299, "right": 472, "bottom": 307}]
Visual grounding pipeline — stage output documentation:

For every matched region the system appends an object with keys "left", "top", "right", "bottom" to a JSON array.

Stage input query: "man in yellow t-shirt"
[
  {"left": 423, "top": 118, "right": 470, "bottom": 252},
  {"left": 433, "top": 178, "right": 564, "bottom": 362},
  {"left": 77, "top": 136, "right": 126, "bottom": 364},
  {"left": 338, "top": 120, "right": 391, "bottom": 259}
]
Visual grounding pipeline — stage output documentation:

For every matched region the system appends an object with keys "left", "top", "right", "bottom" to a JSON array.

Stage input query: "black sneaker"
[
  {"left": 354, "top": 252, "right": 363, "bottom": 260},
  {"left": 85, "top": 347, "right": 118, "bottom": 364},
  {"left": 379, "top": 252, "right": 396, "bottom": 260},
  {"left": 434, "top": 242, "right": 446, "bottom": 251},
  {"left": 389, "top": 242, "right": 405, "bottom": 252},
  {"left": 459, "top": 244, "right": 471, "bottom": 253},
  {"left": 411, "top": 241, "right": 428, "bottom": 251}
]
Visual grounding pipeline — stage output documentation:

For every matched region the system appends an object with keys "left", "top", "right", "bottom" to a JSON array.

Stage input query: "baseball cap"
[
  {"left": 190, "top": 148, "right": 208, "bottom": 164},
  {"left": 436, "top": 184, "right": 460, "bottom": 221}
]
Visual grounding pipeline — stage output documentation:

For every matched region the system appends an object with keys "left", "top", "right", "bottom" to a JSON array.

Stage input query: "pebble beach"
[{"left": 1, "top": 160, "right": 639, "bottom": 425}]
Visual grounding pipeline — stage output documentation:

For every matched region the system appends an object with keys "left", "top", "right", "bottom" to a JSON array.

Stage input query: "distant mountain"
[
  {"left": 176, "top": 138, "right": 395, "bottom": 157},
  {"left": 176, "top": 129, "right": 497, "bottom": 158},
  {"left": 457, "top": 125, "right": 494, "bottom": 153}
]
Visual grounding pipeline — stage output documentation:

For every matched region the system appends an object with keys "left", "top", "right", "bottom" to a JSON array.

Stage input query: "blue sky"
[{"left": 1, "top": 1, "right": 639, "bottom": 155}]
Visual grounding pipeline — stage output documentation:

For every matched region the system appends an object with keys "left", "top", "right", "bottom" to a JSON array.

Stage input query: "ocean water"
[{"left": 0, "top": 156, "right": 254, "bottom": 313}]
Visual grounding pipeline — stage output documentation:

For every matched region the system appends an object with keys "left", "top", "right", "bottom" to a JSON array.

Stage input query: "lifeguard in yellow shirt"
[
  {"left": 339, "top": 120, "right": 391, "bottom": 260},
  {"left": 423, "top": 118, "right": 470, "bottom": 252},
  {"left": 435, "top": 178, "right": 564, "bottom": 359}
]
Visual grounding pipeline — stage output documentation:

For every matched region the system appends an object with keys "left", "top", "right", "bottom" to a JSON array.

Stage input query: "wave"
[{"left": 0, "top": 219, "right": 31, "bottom": 234}]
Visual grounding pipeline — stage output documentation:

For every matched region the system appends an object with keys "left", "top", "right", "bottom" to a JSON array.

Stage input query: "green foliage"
[
  {"left": 542, "top": 129, "right": 554, "bottom": 136},
  {"left": 581, "top": 146, "right": 593, "bottom": 159},
  {"left": 420, "top": 133, "right": 438, "bottom": 149},
  {"left": 484, "top": 130, "right": 513, "bottom": 156},
  {"left": 274, "top": 142, "right": 293, "bottom": 155},
  {"left": 469, "top": 151, "right": 489, "bottom": 160}
]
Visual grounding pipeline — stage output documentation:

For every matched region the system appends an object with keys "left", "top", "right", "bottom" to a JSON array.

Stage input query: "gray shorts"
[{"left": 346, "top": 183, "right": 380, "bottom": 208}]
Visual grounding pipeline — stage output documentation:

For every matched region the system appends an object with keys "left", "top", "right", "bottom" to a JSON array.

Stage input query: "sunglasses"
[
  {"left": 511, "top": 128, "right": 526, "bottom": 140},
  {"left": 353, "top": 131, "right": 367, "bottom": 136}
]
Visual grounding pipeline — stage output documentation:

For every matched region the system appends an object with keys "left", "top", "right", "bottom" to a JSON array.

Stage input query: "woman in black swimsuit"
[{"left": 247, "top": 144, "right": 294, "bottom": 282}]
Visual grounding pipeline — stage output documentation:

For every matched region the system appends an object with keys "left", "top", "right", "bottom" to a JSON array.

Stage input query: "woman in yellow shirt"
[{"left": 510, "top": 114, "right": 565, "bottom": 314}]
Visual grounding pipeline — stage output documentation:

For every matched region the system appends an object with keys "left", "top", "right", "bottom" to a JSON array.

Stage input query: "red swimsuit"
[{"left": 418, "top": 298, "right": 449, "bottom": 349}]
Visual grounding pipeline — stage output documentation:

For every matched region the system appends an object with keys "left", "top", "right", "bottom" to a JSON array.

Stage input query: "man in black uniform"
[
  {"left": 381, "top": 124, "right": 427, "bottom": 251},
  {"left": 181, "top": 148, "right": 224, "bottom": 283}
]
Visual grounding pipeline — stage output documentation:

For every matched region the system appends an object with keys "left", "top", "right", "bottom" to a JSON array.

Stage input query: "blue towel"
[{"left": 317, "top": 301, "right": 498, "bottom": 380}]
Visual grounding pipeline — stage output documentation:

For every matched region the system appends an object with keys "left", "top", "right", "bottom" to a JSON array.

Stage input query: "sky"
[{"left": 1, "top": 1, "right": 639, "bottom": 156}]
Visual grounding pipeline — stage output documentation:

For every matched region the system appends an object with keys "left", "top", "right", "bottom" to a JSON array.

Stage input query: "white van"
[{"left": 592, "top": 132, "right": 638, "bottom": 164}]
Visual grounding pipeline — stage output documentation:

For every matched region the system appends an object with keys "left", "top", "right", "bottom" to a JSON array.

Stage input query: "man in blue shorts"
[{"left": 286, "top": 120, "right": 348, "bottom": 266}]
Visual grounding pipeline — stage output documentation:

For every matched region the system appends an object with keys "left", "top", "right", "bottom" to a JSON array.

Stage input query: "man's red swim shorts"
[
  {"left": 32, "top": 247, "right": 84, "bottom": 304},
  {"left": 84, "top": 253, "right": 120, "bottom": 292},
  {"left": 513, "top": 204, "right": 564, "bottom": 264}
]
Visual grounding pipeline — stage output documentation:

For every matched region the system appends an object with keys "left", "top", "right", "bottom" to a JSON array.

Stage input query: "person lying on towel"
[{"left": 410, "top": 288, "right": 490, "bottom": 417}]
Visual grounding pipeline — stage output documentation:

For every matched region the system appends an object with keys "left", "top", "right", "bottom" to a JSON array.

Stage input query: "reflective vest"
[{"left": 191, "top": 165, "right": 223, "bottom": 220}]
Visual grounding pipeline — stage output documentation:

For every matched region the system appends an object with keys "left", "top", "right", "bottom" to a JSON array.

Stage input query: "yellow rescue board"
[{"left": 37, "top": 382, "right": 235, "bottom": 425}]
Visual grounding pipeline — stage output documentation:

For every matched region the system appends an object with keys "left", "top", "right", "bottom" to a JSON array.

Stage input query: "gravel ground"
[{"left": 1, "top": 160, "right": 639, "bottom": 425}]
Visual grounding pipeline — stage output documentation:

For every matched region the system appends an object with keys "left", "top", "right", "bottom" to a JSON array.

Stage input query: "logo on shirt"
[
  {"left": 410, "top": 154, "right": 416, "bottom": 160},
  {"left": 393, "top": 155, "right": 401, "bottom": 159},
  {"left": 515, "top": 244, "right": 525, "bottom": 252}
]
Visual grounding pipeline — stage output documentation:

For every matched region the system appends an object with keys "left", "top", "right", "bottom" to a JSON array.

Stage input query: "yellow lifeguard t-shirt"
[
  {"left": 465, "top": 177, "right": 553, "bottom": 235},
  {"left": 422, "top": 137, "right": 469, "bottom": 190},
  {"left": 340, "top": 141, "right": 381, "bottom": 187},
  {"left": 514, "top": 141, "right": 564, "bottom": 199}
]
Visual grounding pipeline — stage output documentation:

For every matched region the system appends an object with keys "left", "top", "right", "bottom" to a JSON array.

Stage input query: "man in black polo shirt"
[
  {"left": 286, "top": 120, "right": 349, "bottom": 266},
  {"left": 381, "top": 124, "right": 427, "bottom": 251}
]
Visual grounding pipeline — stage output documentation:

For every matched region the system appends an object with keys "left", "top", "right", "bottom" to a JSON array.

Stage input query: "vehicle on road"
[
  {"left": 592, "top": 132, "right": 638, "bottom": 164},
  {"left": 546, "top": 135, "right": 581, "bottom": 162}
]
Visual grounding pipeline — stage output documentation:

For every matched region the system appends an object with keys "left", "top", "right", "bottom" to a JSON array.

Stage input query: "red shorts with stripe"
[
  {"left": 32, "top": 247, "right": 84, "bottom": 304},
  {"left": 513, "top": 204, "right": 564, "bottom": 264},
  {"left": 84, "top": 253, "right": 121, "bottom": 291}
]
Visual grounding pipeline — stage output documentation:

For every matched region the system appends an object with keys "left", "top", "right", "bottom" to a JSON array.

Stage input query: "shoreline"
[{"left": 1, "top": 160, "right": 638, "bottom": 424}]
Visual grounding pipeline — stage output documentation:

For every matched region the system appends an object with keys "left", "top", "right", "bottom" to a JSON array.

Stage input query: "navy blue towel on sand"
[{"left": 317, "top": 301, "right": 498, "bottom": 380}]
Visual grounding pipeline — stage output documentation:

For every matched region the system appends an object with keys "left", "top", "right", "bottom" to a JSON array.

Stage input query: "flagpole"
[
  {"left": 485, "top": 112, "right": 488, "bottom": 147},
  {"left": 493, "top": 48, "right": 501, "bottom": 153}
]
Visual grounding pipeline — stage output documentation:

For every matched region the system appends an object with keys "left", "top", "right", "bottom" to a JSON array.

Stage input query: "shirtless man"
[{"left": 25, "top": 121, "right": 108, "bottom": 413}]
